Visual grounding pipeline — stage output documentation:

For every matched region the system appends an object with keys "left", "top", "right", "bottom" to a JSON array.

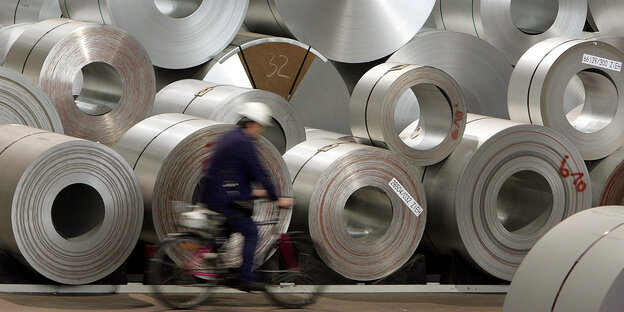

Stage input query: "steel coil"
[
  {"left": 504, "top": 206, "right": 624, "bottom": 312},
  {"left": 113, "top": 113, "right": 292, "bottom": 269},
  {"left": 305, "top": 128, "right": 354, "bottom": 142},
  {"left": 508, "top": 38, "right": 624, "bottom": 160},
  {"left": 283, "top": 139, "right": 426, "bottom": 281},
  {"left": 433, "top": 0, "right": 586, "bottom": 64},
  {"left": 0, "top": 23, "right": 33, "bottom": 65},
  {"left": 0, "top": 124, "right": 143, "bottom": 284},
  {"left": 350, "top": 63, "right": 466, "bottom": 166},
  {"left": 0, "top": 0, "right": 60, "bottom": 24},
  {"left": 4, "top": 18, "right": 155, "bottom": 146},
  {"left": 0, "top": 66, "right": 63, "bottom": 133},
  {"left": 423, "top": 114, "right": 591, "bottom": 281},
  {"left": 588, "top": 147, "right": 624, "bottom": 206},
  {"left": 588, "top": 0, "right": 624, "bottom": 37},
  {"left": 152, "top": 79, "right": 305, "bottom": 154},
  {"left": 245, "top": 0, "right": 435, "bottom": 63},
  {"left": 388, "top": 29, "right": 513, "bottom": 119}
]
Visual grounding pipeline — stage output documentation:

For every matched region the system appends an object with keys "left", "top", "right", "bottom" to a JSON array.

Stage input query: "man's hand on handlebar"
[
  {"left": 251, "top": 189, "right": 268, "bottom": 198},
  {"left": 277, "top": 197, "right": 294, "bottom": 209}
]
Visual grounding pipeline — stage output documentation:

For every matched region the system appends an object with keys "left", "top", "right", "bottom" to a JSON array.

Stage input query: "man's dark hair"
[{"left": 237, "top": 117, "right": 257, "bottom": 128}]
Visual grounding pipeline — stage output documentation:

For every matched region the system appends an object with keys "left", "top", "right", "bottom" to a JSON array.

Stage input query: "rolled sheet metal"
[
  {"left": 424, "top": 114, "right": 591, "bottom": 281},
  {"left": 4, "top": 18, "right": 155, "bottom": 146},
  {"left": 0, "top": 66, "right": 63, "bottom": 133},
  {"left": 244, "top": 0, "right": 435, "bottom": 63},
  {"left": 152, "top": 79, "right": 305, "bottom": 154},
  {"left": 388, "top": 29, "right": 513, "bottom": 119},
  {"left": 588, "top": 147, "right": 624, "bottom": 206},
  {"left": 304, "top": 128, "right": 354, "bottom": 142},
  {"left": 588, "top": 0, "right": 624, "bottom": 36},
  {"left": 504, "top": 206, "right": 624, "bottom": 312},
  {"left": 113, "top": 113, "right": 292, "bottom": 269},
  {"left": 283, "top": 139, "right": 426, "bottom": 281},
  {"left": 350, "top": 63, "right": 466, "bottom": 166},
  {"left": 508, "top": 38, "right": 624, "bottom": 160},
  {"left": 0, "top": 0, "right": 60, "bottom": 24},
  {"left": 433, "top": 0, "right": 586, "bottom": 64},
  {"left": 0, "top": 124, "right": 143, "bottom": 284},
  {"left": 192, "top": 32, "right": 351, "bottom": 134},
  {"left": 0, "top": 23, "right": 33, "bottom": 65},
  {"left": 59, "top": 0, "right": 248, "bottom": 69}
]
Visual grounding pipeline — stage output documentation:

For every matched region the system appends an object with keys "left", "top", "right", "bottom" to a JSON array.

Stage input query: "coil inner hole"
[
  {"left": 74, "top": 62, "right": 122, "bottom": 116},
  {"left": 154, "top": 0, "right": 202, "bottom": 18},
  {"left": 52, "top": 183, "right": 105, "bottom": 240},
  {"left": 510, "top": 0, "right": 559, "bottom": 35},
  {"left": 565, "top": 69, "right": 617, "bottom": 134},
  {"left": 344, "top": 186, "right": 393, "bottom": 243},
  {"left": 497, "top": 171, "right": 553, "bottom": 234}
]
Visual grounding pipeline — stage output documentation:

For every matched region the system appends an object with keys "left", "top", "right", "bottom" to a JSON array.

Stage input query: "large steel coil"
[
  {"left": 305, "top": 128, "right": 354, "bottom": 142},
  {"left": 0, "top": 66, "right": 63, "bottom": 133},
  {"left": 244, "top": 0, "right": 435, "bottom": 63},
  {"left": 0, "top": 124, "right": 143, "bottom": 284},
  {"left": 432, "top": 0, "right": 586, "bottom": 64},
  {"left": 152, "top": 79, "right": 305, "bottom": 154},
  {"left": 283, "top": 139, "right": 426, "bottom": 281},
  {"left": 59, "top": 0, "right": 248, "bottom": 69},
  {"left": 588, "top": 147, "right": 624, "bottom": 207},
  {"left": 0, "top": 23, "right": 33, "bottom": 65},
  {"left": 387, "top": 29, "right": 513, "bottom": 119},
  {"left": 588, "top": 0, "right": 624, "bottom": 37},
  {"left": 504, "top": 206, "right": 624, "bottom": 312},
  {"left": 4, "top": 18, "right": 155, "bottom": 146},
  {"left": 424, "top": 114, "right": 591, "bottom": 281},
  {"left": 350, "top": 63, "right": 466, "bottom": 166},
  {"left": 508, "top": 38, "right": 624, "bottom": 160},
  {"left": 113, "top": 113, "right": 292, "bottom": 269},
  {"left": 0, "top": 0, "right": 60, "bottom": 24}
]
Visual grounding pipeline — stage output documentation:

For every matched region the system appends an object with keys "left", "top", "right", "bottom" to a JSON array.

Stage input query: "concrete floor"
[{"left": 0, "top": 293, "right": 505, "bottom": 311}]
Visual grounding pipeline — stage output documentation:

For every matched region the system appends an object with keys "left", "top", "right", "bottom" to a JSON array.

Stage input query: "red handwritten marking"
[
  {"left": 560, "top": 155, "right": 586, "bottom": 192},
  {"left": 451, "top": 109, "right": 463, "bottom": 140}
]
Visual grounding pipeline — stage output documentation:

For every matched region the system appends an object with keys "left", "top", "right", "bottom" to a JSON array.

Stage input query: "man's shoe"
[{"left": 238, "top": 281, "right": 265, "bottom": 292}]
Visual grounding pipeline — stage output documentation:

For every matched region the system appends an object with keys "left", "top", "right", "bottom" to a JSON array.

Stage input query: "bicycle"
[{"left": 147, "top": 201, "right": 325, "bottom": 309}]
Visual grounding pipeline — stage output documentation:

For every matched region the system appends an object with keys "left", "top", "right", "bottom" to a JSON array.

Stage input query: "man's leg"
[{"left": 226, "top": 216, "right": 258, "bottom": 283}]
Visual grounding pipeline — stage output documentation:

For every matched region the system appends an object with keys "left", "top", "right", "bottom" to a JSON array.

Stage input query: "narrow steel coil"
[
  {"left": 113, "top": 113, "right": 292, "bottom": 269},
  {"left": 4, "top": 18, "right": 155, "bottom": 146},
  {"left": 0, "top": 66, "right": 63, "bottom": 133},
  {"left": 0, "top": 0, "right": 60, "bottom": 24},
  {"left": 588, "top": 0, "right": 624, "bottom": 37},
  {"left": 0, "top": 23, "right": 33, "bottom": 65},
  {"left": 0, "top": 124, "right": 143, "bottom": 284},
  {"left": 388, "top": 29, "right": 513, "bottom": 119},
  {"left": 152, "top": 79, "right": 305, "bottom": 154},
  {"left": 504, "top": 206, "right": 624, "bottom": 311},
  {"left": 59, "top": 0, "right": 248, "bottom": 69},
  {"left": 433, "top": 0, "right": 586, "bottom": 64},
  {"left": 588, "top": 147, "right": 624, "bottom": 206},
  {"left": 508, "top": 38, "right": 624, "bottom": 160},
  {"left": 244, "top": 0, "right": 435, "bottom": 63},
  {"left": 283, "top": 139, "right": 426, "bottom": 281},
  {"left": 350, "top": 63, "right": 466, "bottom": 166},
  {"left": 423, "top": 114, "right": 591, "bottom": 281}
]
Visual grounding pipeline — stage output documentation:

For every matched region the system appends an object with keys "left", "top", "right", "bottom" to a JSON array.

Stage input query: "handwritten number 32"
[{"left": 267, "top": 53, "right": 290, "bottom": 78}]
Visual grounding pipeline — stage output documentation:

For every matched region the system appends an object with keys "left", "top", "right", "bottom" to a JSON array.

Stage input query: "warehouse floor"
[{"left": 0, "top": 293, "right": 504, "bottom": 311}]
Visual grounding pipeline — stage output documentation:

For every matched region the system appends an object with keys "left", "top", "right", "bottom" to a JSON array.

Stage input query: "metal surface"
[
  {"left": 0, "top": 23, "right": 33, "bottom": 65},
  {"left": 350, "top": 63, "right": 466, "bottom": 166},
  {"left": 283, "top": 139, "right": 426, "bottom": 281},
  {"left": 152, "top": 79, "right": 305, "bottom": 154},
  {"left": 504, "top": 206, "right": 624, "bottom": 311},
  {"left": 423, "top": 114, "right": 591, "bottom": 281},
  {"left": 113, "top": 113, "right": 292, "bottom": 269},
  {"left": 388, "top": 29, "right": 513, "bottom": 119},
  {"left": 0, "top": 0, "right": 60, "bottom": 24},
  {"left": 4, "top": 18, "right": 155, "bottom": 146},
  {"left": 588, "top": 147, "right": 624, "bottom": 206},
  {"left": 508, "top": 38, "right": 624, "bottom": 160},
  {"left": 588, "top": 0, "right": 624, "bottom": 36},
  {"left": 0, "top": 124, "right": 143, "bottom": 285},
  {"left": 245, "top": 0, "right": 435, "bottom": 63},
  {"left": 0, "top": 66, "right": 63, "bottom": 133},
  {"left": 59, "top": 0, "right": 248, "bottom": 69},
  {"left": 433, "top": 0, "right": 586, "bottom": 64}
]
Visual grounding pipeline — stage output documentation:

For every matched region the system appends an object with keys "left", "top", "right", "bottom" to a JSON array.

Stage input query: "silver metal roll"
[
  {"left": 59, "top": 0, "right": 248, "bottom": 69},
  {"left": 305, "top": 128, "right": 354, "bottom": 142},
  {"left": 433, "top": 0, "right": 586, "bottom": 64},
  {"left": 113, "top": 113, "right": 292, "bottom": 269},
  {"left": 588, "top": 0, "right": 624, "bottom": 37},
  {"left": 588, "top": 147, "right": 624, "bottom": 207},
  {"left": 504, "top": 206, "right": 624, "bottom": 312},
  {"left": 388, "top": 29, "right": 513, "bottom": 119},
  {"left": 193, "top": 32, "right": 351, "bottom": 134},
  {"left": 424, "top": 114, "right": 591, "bottom": 281},
  {"left": 350, "top": 63, "right": 466, "bottom": 166},
  {"left": 0, "top": 66, "right": 63, "bottom": 133},
  {"left": 152, "top": 79, "right": 305, "bottom": 154},
  {"left": 0, "top": 124, "right": 143, "bottom": 284},
  {"left": 4, "top": 18, "right": 155, "bottom": 146},
  {"left": 0, "top": 0, "right": 60, "bottom": 24},
  {"left": 508, "top": 38, "right": 624, "bottom": 160},
  {"left": 244, "top": 0, "right": 435, "bottom": 63},
  {"left": 283, "top": 139, "right": 426, "bottom": 281},
  {"left": 0, "top": 23, "right": 33, "bottom": 65}
]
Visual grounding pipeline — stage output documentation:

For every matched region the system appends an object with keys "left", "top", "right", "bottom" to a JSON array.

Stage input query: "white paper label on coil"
[
  {"left": 389, "top": 178, "right": 423, "bottom": 217},
  {"left": 582, "top": 54, "right": 622, "bottom": 72}
]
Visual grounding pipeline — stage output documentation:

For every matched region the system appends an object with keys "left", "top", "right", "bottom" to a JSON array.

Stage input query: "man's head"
[{"left": 237, "top": 102, "right": 272, "bottom": 138}]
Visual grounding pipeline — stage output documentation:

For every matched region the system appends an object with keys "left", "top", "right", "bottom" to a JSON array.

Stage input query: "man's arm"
[{"left": 241, "top": 140, "right": 279, "bottom": 201}]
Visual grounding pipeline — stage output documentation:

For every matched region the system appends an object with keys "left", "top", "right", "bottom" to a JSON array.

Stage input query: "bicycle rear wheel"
[{"left": 147, "top": 235, "right": 219, "bottom": 309}]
